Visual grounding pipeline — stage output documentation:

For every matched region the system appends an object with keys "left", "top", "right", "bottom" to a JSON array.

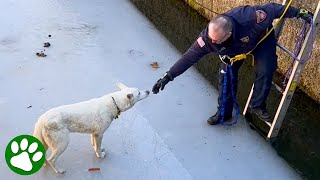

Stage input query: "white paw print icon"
[
  {"left": 5, "top": 135, "right": 45, "bottom": 175},
  {"left": 10, "top": 138, "right": 43, "bottom": 171}
]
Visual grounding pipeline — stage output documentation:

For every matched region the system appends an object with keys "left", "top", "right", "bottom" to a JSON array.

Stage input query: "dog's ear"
[
  {"left": 127, "top": 94, "right": 133, "bottom": 100},
  {"left": 117, "top": 82, "right": 128, "bottom": 90}
]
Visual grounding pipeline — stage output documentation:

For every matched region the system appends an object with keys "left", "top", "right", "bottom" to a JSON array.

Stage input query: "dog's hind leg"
[
  {"left": 93, "top": 134, "right": 105, "bottom": 158},
  {"left": 46, "top": 132, "right": 70, "bottom": 174},
  {"left": 43, "top": 143, "right": 49, "bottom": 166},
  {"left": 47, "top": 149, "right": 67, "bottom": 174}
]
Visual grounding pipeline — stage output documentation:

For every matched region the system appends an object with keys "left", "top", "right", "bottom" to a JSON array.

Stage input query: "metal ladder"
[{"left": 243, "top": 0, "right": 320, "bottom": 143}]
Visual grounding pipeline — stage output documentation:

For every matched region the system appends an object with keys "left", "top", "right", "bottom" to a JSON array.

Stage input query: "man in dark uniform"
[{"left": 152, "top": 3, "right": 313, "bottom": 125}]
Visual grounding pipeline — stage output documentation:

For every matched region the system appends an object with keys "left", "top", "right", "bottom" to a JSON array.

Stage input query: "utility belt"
[
  {"left": 219, "top": 55, "right": 232, "bottom": 65},
  {"left": 219, "top": 55, "right": 245, "bottom": 65},
  {"left": 219, "top": 53, "right": 254, "bottom": 66}
]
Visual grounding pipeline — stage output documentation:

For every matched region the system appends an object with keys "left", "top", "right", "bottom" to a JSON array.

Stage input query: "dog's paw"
[
  {"left": 100, "top": 152, "right": 106, "bottom": 158},
  {"left": 92, "top": 146, "right": 105, "bottom": 152},
  {"left": 96, "top": 151, "right": 105, "bottom": 159},
  {"left": 56, "top": 169, "right": 66, "bottom": 174}
]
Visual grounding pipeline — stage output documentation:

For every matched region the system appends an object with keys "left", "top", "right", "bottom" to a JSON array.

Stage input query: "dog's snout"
[{"left": 146, "top": 90, "right": 150, "bottom": 95}]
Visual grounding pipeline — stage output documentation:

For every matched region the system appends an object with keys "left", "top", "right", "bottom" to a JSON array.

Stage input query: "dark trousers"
[{"left": 218, "top": 32, "right": 278, "bottom": 115}]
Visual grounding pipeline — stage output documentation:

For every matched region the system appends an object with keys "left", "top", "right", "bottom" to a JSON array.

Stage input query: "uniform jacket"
[{"left": 168, "top": 3, "right": 300, "bottom": 79}]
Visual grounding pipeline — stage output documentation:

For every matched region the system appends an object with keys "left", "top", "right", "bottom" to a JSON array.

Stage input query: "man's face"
[{"left": 208, "top": 23, "right": 232, "bottom": 44}]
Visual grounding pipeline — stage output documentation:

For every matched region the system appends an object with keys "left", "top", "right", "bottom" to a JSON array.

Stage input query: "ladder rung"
[
  {"left": 276, "top": 42, "right": 300, "bottom": 61},
  {"left": 264, "top": 121, "right": 272, "bottom": 127},
  {"left": 272, "top": 81, "right": 284, "bottom": 94}
]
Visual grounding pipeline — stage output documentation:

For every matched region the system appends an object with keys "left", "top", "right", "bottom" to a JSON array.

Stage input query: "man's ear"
[
  {"left": 117, "top": 82, "right": 128, "bottom": 90},
  {"left": 227, "top": 31, "right": 232, "bottom": 38}
]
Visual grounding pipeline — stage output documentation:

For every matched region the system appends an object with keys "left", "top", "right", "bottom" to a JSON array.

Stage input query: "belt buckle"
[{"left": 219, "top": 55, "right": 231, "bottom": 64}]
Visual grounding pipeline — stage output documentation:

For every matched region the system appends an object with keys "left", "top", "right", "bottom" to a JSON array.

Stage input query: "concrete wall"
[{"left": 184, "top": 0, "right": 320, "bottom": 103}]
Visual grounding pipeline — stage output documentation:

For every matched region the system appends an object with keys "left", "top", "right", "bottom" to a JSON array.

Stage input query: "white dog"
[{"left": 33, "top": 83, "right": 150, "bottom": 174}]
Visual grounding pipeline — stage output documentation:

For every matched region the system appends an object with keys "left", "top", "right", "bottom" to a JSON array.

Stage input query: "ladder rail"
[
  {"left": 243, "top": 85, "right": 254, "bottom": 115},
  {"left": 243, "top": 0, "right": 320, "bottom": 140},
  {"left": 268, "top": 2, "right": 320, "bottom": 138}
]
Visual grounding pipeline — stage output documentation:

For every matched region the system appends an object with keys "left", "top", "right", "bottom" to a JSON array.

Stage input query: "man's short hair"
[{"left": 209, "top": 15, "right": 233, "bottom": 33}]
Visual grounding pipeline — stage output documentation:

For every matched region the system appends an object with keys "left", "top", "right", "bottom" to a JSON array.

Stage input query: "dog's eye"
[{"left": 138, "top": 92, "right": 140, "bottom": 95}]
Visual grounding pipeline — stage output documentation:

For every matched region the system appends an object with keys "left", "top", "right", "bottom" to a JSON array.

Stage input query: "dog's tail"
[{"left": 33, "top": 120, "right": 47, "bottom": 150}]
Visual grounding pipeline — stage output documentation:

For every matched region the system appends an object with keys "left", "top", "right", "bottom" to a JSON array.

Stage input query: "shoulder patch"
[
  {"left": 256, "top": 10, "right": 267, "bottom": 23},
  {"left": 197, "top": 37, "right": 205, "bottom": 48},
  {"left": 240, "top": 36, "right": 249, "bottom": 43}
]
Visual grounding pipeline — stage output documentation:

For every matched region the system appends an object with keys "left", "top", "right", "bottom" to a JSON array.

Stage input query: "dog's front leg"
[
  {"left": 94, "top": 134, "right": 105, "bottom": 158},
  {"left": 91, "top": 134, "right": 95, "bottom": 147},
  {"left": 91, "top": 133, "right": 105, "bottom": 152}
]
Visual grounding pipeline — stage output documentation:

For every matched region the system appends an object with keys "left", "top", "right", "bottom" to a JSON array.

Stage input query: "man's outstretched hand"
[{"left": 152, "top": 73, "right": 173, "bottom": 94}]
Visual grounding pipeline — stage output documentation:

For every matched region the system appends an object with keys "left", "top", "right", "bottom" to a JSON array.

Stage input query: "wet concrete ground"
[
  {"left": 0, "top": 0, "right": 308, "bottom": 179},
  {"left": 129, "top": 0, "right": 319, "bottom": 179}
]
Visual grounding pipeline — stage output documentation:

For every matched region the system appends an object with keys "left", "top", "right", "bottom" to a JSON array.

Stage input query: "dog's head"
[{"left": 114, "top": 82, "right": 150, "bottom": 112}]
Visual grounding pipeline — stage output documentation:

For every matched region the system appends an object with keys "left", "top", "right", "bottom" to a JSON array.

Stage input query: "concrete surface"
[{"left": 0, "top": 0, "right": 301, "bottom": 179}]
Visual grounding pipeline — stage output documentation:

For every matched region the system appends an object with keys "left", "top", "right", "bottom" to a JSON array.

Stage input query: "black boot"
[
  {"left": 251, "top": 108, "right": 271, "bottom": 121},
  {"left": 207, "top": 111, "right": 232, "bottom": 125}
]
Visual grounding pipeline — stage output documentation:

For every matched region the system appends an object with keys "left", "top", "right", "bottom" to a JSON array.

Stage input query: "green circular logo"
[{"left": 5, "top": 135, "right": 46, "bottom": 175}]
